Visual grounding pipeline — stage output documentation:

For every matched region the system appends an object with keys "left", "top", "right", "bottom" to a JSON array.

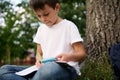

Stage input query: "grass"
[{"left": 75, "top": 55, "right": 113, "bottom": 80}]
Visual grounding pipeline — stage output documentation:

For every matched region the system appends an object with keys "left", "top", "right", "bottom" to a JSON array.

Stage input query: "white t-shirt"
[{"left": 33, "top": 19, "right": 83, "bottom": 74}]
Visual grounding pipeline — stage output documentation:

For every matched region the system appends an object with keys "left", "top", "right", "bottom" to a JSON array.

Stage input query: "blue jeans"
[{"left": 0, "top": 62, "right": 78, "bottom": 80}]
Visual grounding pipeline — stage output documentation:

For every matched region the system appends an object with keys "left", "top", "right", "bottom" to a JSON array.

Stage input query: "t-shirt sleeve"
[
  {"left": 33, "top": 27, "right": 41, "bottom": 44},
  {"left": 70, "top": 23, "right": 83, "bottom": 44}
]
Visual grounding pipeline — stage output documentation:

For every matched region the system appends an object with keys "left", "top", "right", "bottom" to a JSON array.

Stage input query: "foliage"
[{"left": 0, "top": 1, "right": 39, "bottom": 63}]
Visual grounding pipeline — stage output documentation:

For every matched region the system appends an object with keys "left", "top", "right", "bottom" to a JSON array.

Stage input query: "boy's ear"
[{"left": 55, "top": 3, "right": 60, "bottom": 12}]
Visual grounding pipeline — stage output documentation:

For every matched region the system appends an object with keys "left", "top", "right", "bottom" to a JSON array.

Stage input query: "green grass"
[{"left": 75, "top": 55, "right": 113, "bottom": 80}]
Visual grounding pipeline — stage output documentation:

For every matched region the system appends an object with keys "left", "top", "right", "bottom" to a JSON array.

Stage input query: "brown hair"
[{"left": 30, "top": 0, "right": 59, "bottom": 10}]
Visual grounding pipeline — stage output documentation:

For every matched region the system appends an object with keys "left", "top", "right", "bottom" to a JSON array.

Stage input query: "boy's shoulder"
[
  {"left": 37, "top": 24, "right": 46, "bottom": 32},
  {"left": 38, "top": 23, "right": 46, "bottom": 28},
  {"left": 60, "top": 19, "right": 76, "bottom": 27},
  {"left": 63, "top": 19, "right": 74, "bottom": 24},
  {"left": 38, "top": 19, "right": 76, "bottom": 30}
]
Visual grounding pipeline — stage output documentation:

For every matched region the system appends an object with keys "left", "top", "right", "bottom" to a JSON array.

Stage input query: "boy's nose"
[{"left": 41, "top": 16, "right": 47, "bottom": 22}]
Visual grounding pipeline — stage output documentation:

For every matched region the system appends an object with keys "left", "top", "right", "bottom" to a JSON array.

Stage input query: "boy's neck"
[{"left": 54, "top": 17, "right": 63, "bottom": 25}]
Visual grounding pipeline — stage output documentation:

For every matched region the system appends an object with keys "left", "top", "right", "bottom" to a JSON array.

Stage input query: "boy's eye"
[
  {"left": 43, "top": 13, "right": 49, "bottom": 16},
  {"left": 37, "top": 13, "right": 49, "bottom": 18},
  {"left": 38, "top": 15, "right": 41, "bottom": 18}
]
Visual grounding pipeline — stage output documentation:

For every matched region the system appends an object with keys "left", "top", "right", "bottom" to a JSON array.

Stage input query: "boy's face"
[{"left": 35, "top": 4, "right": 60, "bottom": 26}]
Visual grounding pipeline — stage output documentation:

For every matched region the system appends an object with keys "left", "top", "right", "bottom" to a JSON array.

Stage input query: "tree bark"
[{"left": 85, "top": 0, "right": 120, "bottom": 62}]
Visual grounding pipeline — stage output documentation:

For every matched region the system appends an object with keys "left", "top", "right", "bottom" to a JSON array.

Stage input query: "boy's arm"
[
  {"left": 56, "top": 42, "right": 87, "bottom": 62},
  {"left": 35, "top": 44, "right": 43, "bottom": 68},
  {"left": 36, "top": 44, "right": 43, "bottom": 60},
  {"left": 71, "top": 42, "right": 87, "bottom": 62}
]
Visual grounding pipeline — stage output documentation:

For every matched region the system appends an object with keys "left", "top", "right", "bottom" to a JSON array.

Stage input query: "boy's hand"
[
  {"left": 35, "top": 57, "right": 42, "bottom": 69},
  {"left": 56, "top": 53, "right": 72, "bottom": 62}
]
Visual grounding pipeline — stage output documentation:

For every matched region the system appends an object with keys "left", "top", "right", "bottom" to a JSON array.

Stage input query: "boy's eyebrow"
[
  {"left": 43, "top": 12, "right": 49, "bottom": 16},
  {"left": 36, "top": 12, "right": 49, "bottom": 17}
]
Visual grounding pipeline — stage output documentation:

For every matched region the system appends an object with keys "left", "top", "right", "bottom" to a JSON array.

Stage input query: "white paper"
[
  {"left": 15, "top": 61, "right": 67, "bottom": 76},
  {"left": 15, "top": 65, "right": 38, "bottom": 76}
]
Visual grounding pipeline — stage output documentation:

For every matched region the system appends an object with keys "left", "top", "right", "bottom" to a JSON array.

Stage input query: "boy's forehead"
[
  {"left": 35, "top": 5, "right": 53, "bottom": 13},
  {"left": 37, "top": 4, "right": 53, "bottom": 11}
]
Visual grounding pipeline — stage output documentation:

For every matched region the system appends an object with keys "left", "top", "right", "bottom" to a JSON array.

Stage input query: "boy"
[{"left": 0, "top": 0, "right": 87, "bottom": 80}]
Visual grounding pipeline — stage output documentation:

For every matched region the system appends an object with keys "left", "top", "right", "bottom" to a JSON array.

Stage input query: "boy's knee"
[
  {"left": 0, "top": 65, "right": 17, "bottom": 71},
  {"left": 40, "top": 62, "right": 60, "bottom": 73},
  {"left": 33, "top": 62, "right": 64, "bottom": 80},
  {"left": 1, "top": 65, "right": 11, "bottom": 69},
  {"left": 37, "top": 62, "right": 61, "bottom": 76},
  {"left": 0, "top": 65, "right": 14, "bottom": 75}
]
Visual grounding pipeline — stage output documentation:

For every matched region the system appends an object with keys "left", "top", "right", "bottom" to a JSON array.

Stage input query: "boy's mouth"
[{"left": 45, "top": 21, "right": 52, "bottom": 25}]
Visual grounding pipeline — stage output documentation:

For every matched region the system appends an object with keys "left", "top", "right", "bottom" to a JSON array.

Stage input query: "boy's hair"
[{"left": 30, "top": 0, "right": 59, "bottom": 10}]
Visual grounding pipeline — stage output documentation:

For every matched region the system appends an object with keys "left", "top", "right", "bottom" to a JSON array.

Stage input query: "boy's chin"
[{"left": 46, "top": 23, "right": 53, "bottom": 27}]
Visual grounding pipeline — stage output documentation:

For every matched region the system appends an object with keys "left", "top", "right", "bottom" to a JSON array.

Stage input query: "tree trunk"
[{"left": 85, "top": 0, "right": 120, "bottom": 62}]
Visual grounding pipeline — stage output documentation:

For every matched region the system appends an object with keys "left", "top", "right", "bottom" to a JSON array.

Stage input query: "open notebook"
[
  {"left": 15, "top": 65, "right": 38, "bottom": 76},
  {"left": 15, "top": 57, "right": 67, "bottom": 76}
]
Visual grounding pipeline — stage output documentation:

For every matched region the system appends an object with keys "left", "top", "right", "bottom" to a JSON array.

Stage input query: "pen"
[{"left": 40, "top": 57, "right": 57, "bottom": 63}]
